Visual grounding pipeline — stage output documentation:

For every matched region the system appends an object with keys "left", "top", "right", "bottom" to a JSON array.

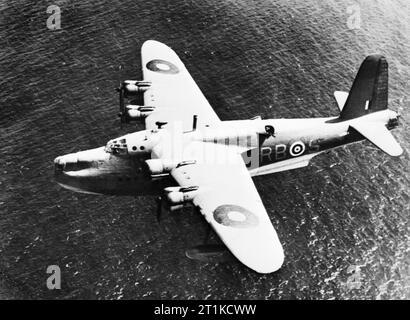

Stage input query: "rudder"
[{"left": 339, "top": 55, "right": 388, "bottom": 120}]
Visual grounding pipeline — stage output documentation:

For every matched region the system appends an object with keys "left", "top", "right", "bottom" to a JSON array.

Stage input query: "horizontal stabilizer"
[
  {"left": 350, "top": 122, "right": 403, "bottom": 157},
  {"left": 334, "top": 91, "right": 349, "bottom": 111}
]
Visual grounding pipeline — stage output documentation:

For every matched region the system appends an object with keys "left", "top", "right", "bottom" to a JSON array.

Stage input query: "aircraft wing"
[
  {"left": 141, "top": 40, "right": 221, "bottom": 131},
  {"left": 167, "top": 142, "right": 284, "bottom": 273}
]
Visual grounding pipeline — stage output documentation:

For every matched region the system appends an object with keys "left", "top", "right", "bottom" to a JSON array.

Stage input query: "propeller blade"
[
  {"left": 203, "top": 224, "right": 212, "bottom": 244},
  {"left": 116, "top": 64, "right": 125, "bottom": 129},
  {"left": 155, "top": 196, "right": 163, "bottom": 223},
  {"left": 117, "top": 82, "right": 126, "bottom": 128}
]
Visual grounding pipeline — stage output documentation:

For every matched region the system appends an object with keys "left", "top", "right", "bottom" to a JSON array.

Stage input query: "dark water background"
[{"left": 0, "top": 0, "right": 409, "bottom": 299}]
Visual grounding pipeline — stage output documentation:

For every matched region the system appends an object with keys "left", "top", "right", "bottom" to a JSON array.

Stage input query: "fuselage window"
[
  {"left": 64, "top": 161, "right": 93, "bottom": 171},
  {"left": 77, "top": 161, "right": 91, "bottom": 170},
  {"left": 64, "top": 163, "right": 77, "bottom": 171}
]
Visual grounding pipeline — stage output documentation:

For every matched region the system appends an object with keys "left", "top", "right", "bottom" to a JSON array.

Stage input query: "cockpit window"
[
  {"left": 105, "top": 138, "right": 128, "bottom": 155},
  {"left": 60, "top": 161, "right": 95, "bottom": 172},
  {"left": 64, "top": 162, "right": 77, "bottom": 171},
  {"left": 77, "top": 161, "right": 92, "bottom": 170}
]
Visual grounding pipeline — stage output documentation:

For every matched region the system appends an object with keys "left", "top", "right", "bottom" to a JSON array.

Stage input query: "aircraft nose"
[
  {"left": 54, "top": 156, "right": 65, "bottom": 173},
  {"left": 53, "top": 153, "right": 81, "bottom": 186},
  {"left": 54, "top": 147, "right": 110, "bottom": 193},
  {"left": 54, "top": 155, "right": 69, "bottom": 188},
  {"left": 54, "top": 152, "right": 93, "bottom": 192},
  {"left": 54, "top": 154, "right": 77, "bottom": 173},
  {"left": 54, "top": 147, "right": 109, "bottom": 183}
]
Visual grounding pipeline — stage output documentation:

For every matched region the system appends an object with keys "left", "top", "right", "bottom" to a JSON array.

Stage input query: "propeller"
[
  {"left": 116, "top": 64, "right": 128, "bottom": 128},
  {"left": 155, "top": 196, "right": 164, "bottom": 223},
  {"left": 155, "top": 193, "right": 200, "bottom": 223},
  {"left": 116, "top": 82, "right": 128, "bottom": 128}
]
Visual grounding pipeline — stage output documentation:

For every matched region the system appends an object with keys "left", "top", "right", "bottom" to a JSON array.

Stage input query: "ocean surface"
[{"left": 0, "top": 0, "right": 409, "bottom": 299}]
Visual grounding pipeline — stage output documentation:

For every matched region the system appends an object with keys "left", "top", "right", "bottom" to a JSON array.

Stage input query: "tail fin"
[{"left": 340, "top": 55, "right": 388, "bottom": 120}]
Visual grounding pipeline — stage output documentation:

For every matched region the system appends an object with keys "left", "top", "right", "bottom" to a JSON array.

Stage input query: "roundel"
[
  {"left": 213, "top": 204, "right": 259, "bottom": 229},
  {"left": 289, "top": 141, "right": 305, "bottom": 157},
  {"left": 146, "top": 59, "right": 179, "bottom": 74}
]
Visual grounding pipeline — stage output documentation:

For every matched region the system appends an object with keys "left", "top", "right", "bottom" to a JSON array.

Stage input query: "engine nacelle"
[
  {"left": 144, "top": 159, "right": 176, "bottom": 176},
  {"left": 164, "top": 186, "right": 199, "bottom": 205},
  {"left": 123, "top": 80, "right": 152, "bottom": 96},
  {"left": 144, "top": 159, "right": 197, "bottom": 180},
  {"left": 126, "top": 105, "right": 155, "bottom": 120}
]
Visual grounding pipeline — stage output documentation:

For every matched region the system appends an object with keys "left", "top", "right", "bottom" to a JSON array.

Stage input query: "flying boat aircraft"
[{"left": 54, "top": 40, "right": 403, "bottom": 273}]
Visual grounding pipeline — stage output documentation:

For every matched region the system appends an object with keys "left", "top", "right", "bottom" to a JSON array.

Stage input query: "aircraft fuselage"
[{"left": 54, "top": 109, "right": 399, "bottom": 196}]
